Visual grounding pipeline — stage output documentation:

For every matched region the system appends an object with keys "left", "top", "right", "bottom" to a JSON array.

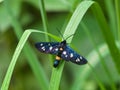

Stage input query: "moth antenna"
[
  {"left": 65, "top": 34, "right": 75, "bottom": 41},
  {"left": 57, "top": 28, "right": 65, "bottom": 40},
  {"left": 57, "top": 28, "right": 75, "bottom": 41}
]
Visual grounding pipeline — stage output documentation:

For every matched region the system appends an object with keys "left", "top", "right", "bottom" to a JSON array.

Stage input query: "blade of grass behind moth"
[
  {"left": 91, "top": 2, "right": 120, "bottom": 73},
  {"left": 39, "top": 0, "right": 54, "bottom": 67},
  {"left": 104, "top": 0, "right": 117, "bottom": 36},
  {"left": 49, "top": 1, "right": 94, "bottom": 90},
  {"left": 71, "top": 43, "right": 109, "bottom": 90},
  {"left": 71, "top": 1, "right": 119, "bottom": 90},
  {"left": 72, "top": 40, "right": 120, "bottom": 90},
  {"left": 39, "top": 0, "right": 49, "bottom": 41},
  {"left": 115, "top": 0, "right": 120, "bottom": 43},
  {"left": 81, "top": 22, "right": 115, "bottom": 90},
  {"left": 1, "top": 30, "right": 60, "bottom": 90},
  {"left": 79, "top": 3, "right": 116, "bottom": 90},
  {"left": 4, "top": 0, "right": 49, "bottom": 90}
]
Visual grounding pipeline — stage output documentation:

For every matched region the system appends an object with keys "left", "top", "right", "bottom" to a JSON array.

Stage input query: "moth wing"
[
  {"left": 61, "top": 46, "right": 87, "bottom": 65},
  {"left": 35, "top": 42, "right": 60, "bottom": 55}
]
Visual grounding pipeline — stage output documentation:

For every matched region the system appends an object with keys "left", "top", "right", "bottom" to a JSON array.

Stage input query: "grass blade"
[
  {"left": 49, "top": 1, "right": 94, "bottom": 90},
  {"left": 71, "top": 43, "right": 110, "bottom": 90},
  {"left": 1, "top": 30, "right": 60, "bottom": 90},
  {"left": 39, "top": 0, "right": 49, "bottom": 41},
  {"left": 104, "top": 0, "right": 117, "bottom": 36},
  {"left": 3, "top": 0, "right": 50, "bottom": 89},
  {"left": 39, "top": 0, "right": 55, "bottom": 68},
  {"left": 81, "top": 22, "right": 115, "bottom": 90},
  {"left": 71, "top": 1, "right": 120, "bottom": 89},
  {"left": 115, "top": 0, "right": 120, "bottom": 41},
  {"left": 91, "top": 2, "right": 120, "bottom": 73}
]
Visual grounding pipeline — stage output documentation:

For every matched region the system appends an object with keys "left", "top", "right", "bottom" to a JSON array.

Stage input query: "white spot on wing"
[
  {"left": 49, "top": 46, "right": 53, "bottom": 50},
  {"left": 55, "top": 48, "right": 58, "bottom": 51},
  {"left": 41, "top": 46, "right": 45, "bottom": 51},
  {"left": 65, "top": 55, "right": 68, "bottom": 57},
  {"left": 80, "top": 56, "right": 82, "bottom": 60},
  {"left": 76, "top": 58, "right": 80, "bottom": 62},
  {"left": 63, "top": 51, "right": 67, "bottom": 55},
  {"left": 40, "top": 43, "right": 43, "bottom": 46},
  {"left": 70, "top": 53, "right": 73, "bottom": 58}
]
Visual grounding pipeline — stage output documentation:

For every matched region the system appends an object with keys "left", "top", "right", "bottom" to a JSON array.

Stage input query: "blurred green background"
[{"left": 0, "top": 0, "right": 120, "bottom": 90}]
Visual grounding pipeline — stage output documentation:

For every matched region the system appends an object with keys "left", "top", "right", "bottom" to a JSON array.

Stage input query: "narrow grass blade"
[
  {"left": 71, "top": 41, "right": 120, "bottom": 90},
  {"left": 1, "top": 30, "right": 60, "bottom": 90},
  {"left": 115, "top": 0, "right": 120, "bottom": 41},
  {"left": 71, "top": 43, "right": 109, "bottom": 90},
  {"left": 104, "top": 0, "right": 117, "bottom": 35},
  {"left": 71, "top": 1, "right": 120, "bottom": 89},
  {"left": 39, "top": 0, "right": 55, "bottom": 68},
  {"left": 81, "top": 22, "right": 115, "bottom": 90},
  {"left": 91, "top": 2, "right": 120, "bottom": 73},
  {"left": 70, "top": 2, "right": 119, "bottom": 90},
  {"left": 4, "top": 0, "right": 49, "bottom": 89},
  {"left": 39, "top": 0, "right": 49, "bottom": 41},
  {"left": 49, "top": 1, "right": 94, "bottom": 90}
]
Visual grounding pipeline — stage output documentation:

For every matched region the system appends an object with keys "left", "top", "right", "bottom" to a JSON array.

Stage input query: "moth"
[{"left": 35, "top": 38, "right": 87, "bottom": 68}]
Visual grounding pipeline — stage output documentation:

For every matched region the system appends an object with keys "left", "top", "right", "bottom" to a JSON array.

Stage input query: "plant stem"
[{"left": 115, "top": 0, "right": 120, "bottom": 42}]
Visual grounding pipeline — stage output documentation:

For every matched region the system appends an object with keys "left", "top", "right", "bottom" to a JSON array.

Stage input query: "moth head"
[{"left": 60, "top": 40, "right": 66, "bottom": 46}]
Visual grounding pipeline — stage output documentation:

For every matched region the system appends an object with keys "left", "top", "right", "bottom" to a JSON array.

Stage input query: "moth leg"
[{"left": 53, "top": 56, "right": 61, "bottom": 68}]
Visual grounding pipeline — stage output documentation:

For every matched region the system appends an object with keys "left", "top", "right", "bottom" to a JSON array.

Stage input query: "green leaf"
[
  {"left": 115, "top": 0, "right": 120, "bottom": 40},
  {"left": 81, "top": 22, "right": 116, "bottom": 90},
  {"left": 91, "top": 2, "right": 120, "bottom": 73},
  {"left": 71, "top": 43, "right": 109, "bottom": 90},
  {"left": 1, "top": 29, "right": 60, "bottom": 90},
  {"left": 49, "top": 1, "right": 94, "bottom": 90},
  {"left": 3, "top": 0, "right": 49, "bottom": 89}
]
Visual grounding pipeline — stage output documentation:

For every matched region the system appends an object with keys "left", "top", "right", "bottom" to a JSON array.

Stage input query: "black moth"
[{"left": 35, "top": 39, "right": 87, "bottom": 68}]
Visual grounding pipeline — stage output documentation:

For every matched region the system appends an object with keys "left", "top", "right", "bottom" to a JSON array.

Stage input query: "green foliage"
[
  {"left": 0, "top": 0, "right": 120, "bottom": 90},
  {"left": 49, "top": 1, "right": 94, "bottom": 90}
]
